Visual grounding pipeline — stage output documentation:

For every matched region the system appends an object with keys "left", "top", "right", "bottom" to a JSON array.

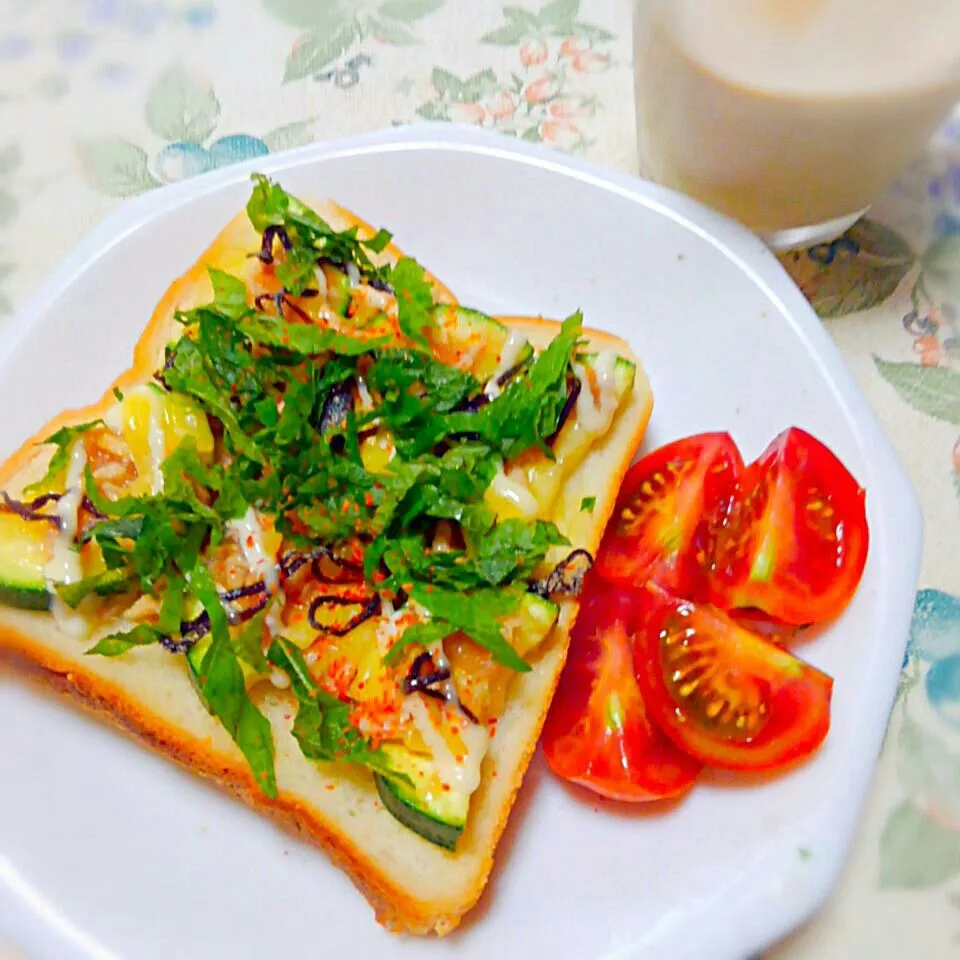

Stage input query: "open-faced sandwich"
[{"left": 0, "top": 176, "right": 652, "bottom": 934}]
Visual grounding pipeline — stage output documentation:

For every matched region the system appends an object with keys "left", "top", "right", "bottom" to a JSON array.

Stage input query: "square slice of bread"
[{"left": 0, "top": 201, "right": 653, "bottom": 935}]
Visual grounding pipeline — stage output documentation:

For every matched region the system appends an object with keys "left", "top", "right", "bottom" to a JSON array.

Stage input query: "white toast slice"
[{"left": 0, "top": 199, "right": 652, "bottom": 934}]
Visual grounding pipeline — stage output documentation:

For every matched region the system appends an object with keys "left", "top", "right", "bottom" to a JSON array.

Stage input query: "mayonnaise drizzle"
[
  {"left": 573, "top": 349, "right": 621, "bottom": 435},
  {"left": 45, "top": 442, "right": 89, "bottom": 636},
  {"left": 429, "top": 640, "right": 459, "bottom": 706},
  {"left": 375, "top": 603, "right": 411, "bottom": 656},
  {"left": 227, "top": 507, "right": 279, "bottom": 593},
  {"left": 312, "top": 265, "right": 329, "bottom": 300},
  {"left": 147, "top": 405, "right": 166, "bottom": 494},
  {"left": 361, "top": 286, "right": 393, "bottom": 313},
  {"left": 489, "top": 468, "right": 540, "bottom": 518},
  {"left": 403, "top": 695, "right": 489, "bottom": 795},
  {"left": 264, "top": 596, "right": 284, "bottom": 639},
  {"left": 484, "top": 330, "right": 529, "bottom": 400},
  {"left": 356, "top": 377, "right": 374, "bottom": 410},
  {"left": 45, "top": 443, "right": 86, "bottom": 587}
]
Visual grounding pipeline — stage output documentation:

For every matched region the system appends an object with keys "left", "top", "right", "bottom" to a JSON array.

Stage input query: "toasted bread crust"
[
  {"left": 0, "top": 204, "right": 652, "bottom": 935},
  {"left": 0, "top": 640, "right": 446, "bottom": 932},
  {"left": 0, "top": 201, "right": 457, "bottom": 491}
]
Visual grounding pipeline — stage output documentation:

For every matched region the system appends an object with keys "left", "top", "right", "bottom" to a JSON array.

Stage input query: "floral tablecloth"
[{"left": 1, "top": 1, "right": 958, "bottom": 958}]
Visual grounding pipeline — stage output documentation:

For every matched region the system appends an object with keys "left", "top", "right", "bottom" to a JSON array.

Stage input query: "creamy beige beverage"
[{"left": 634, "top": 0, "right": 960, "bottom": 242}]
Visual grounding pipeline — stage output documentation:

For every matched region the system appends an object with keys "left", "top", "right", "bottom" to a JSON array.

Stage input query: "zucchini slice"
[
  {"left": 510, "top": 592, "right": 560, "bottom": 657},
  {"left": 0, "top": 511, "right": 53, "bottom": 611},
  {"left": 428, "top": 305, "right": 532, "bottom": 382},
  {"left": 374, "top": 745, "right": 469, "bottom": 851}
]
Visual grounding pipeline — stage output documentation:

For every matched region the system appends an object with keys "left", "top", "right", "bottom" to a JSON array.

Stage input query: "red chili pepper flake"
[
  {"left": 372, "top": 571, "right": 386, "bottom": 584},
  {"left": 441, "top": 784, "right": 451, "bottom": 792},
  {"left": 363, "top": 492, "right": 374, "bottom": 508},
  {"left": 325, "top": 784, "right": 336, "bottom": 792}
]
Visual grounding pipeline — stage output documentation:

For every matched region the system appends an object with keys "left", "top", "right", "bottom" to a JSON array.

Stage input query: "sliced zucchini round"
[
  {"left": 375, "top": 745, "right": 468, "bottom": 851},
  {"left": 0, "top": 510, "right": 53, "bottom": 611},
  {"left": 428, "top": 305, "right": 532, "bottom": 382},
  {"left": 511, "top": 592, "right": 560, "bottom": 658}
]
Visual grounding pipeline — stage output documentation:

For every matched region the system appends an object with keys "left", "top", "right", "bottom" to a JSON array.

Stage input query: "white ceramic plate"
[{"left": 0, "top": 125, "right": 921, "bottom": 960}]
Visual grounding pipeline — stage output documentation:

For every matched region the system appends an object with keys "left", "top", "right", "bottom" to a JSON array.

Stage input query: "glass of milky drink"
[{"left": 634, "top": 0, "right": 960, "bottom": 249}]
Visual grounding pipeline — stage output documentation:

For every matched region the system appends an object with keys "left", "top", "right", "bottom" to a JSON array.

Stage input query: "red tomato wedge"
[
  {"left": 542, "top": 580, "right": 702, "bottom": 802},
  {"left": 708, "top": 427, "right": 868, "bottom": 625},
  {"left": 633, "top": 587, "right": 833, "bottom": 772},
  {"left": 594, "top": 433, "right": 742, "bottom": 597}
]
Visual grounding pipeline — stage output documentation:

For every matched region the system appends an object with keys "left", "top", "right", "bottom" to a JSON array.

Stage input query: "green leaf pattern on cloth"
[
  {"left": 77, "top": 138, "right": 160, "bottom": 197},
  {"left": 880, "top": 800, "right": 960, "bottom": 890},
  {"left": 77, "top": 63, "right": 318, "bottom": 196},
  {"left": 880, "top": 590, "right": 960, "bottom": 899},
  {"left": 265, "top": 0, "right": 446, "bottom": 84},
  {"left": 283, "top": 22, "right": 363, "bottom": 83},
  {"left": 145, "top": 64, "right": 221, "bottom": 142},
  {"left": 778, "top": 220, "right": 917, "bottom": 319},
  {"left": 875, "top": 360, "right": 960, "bottom": 425},
  {"left": 405, "top": 0, "right": 614, "bottom": 153}
]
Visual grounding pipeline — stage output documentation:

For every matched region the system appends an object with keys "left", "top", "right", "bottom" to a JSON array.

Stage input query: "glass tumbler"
[{"left": 633, "top": 0, "right": 960, "bottom": 249}]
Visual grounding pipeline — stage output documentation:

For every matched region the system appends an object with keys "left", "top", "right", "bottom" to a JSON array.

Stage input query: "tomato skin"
[
  {"left": 594, "top": 433, "right": 742, "bottom": 598},
  {"left": 543, "top": 578, "right": 701, "bottom": 802},
  {"left": 707, "top": 427, "right": 868, "bottom": 626},
  {"left": 633, "top": 587, "right": 833, "bottom": 772}
]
